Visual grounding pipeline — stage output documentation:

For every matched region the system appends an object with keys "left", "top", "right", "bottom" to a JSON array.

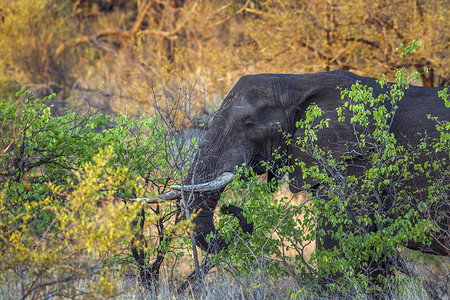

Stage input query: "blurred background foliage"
[{"left": 0, "top": 0, "right": 448, "bottom": 118}]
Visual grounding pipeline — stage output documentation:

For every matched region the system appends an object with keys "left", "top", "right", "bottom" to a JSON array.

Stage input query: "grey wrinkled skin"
[{"left": 184, "top": 70, "right": 449, "bottom": 262}]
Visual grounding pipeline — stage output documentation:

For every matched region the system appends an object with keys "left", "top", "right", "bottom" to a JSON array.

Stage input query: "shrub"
[
  {"left": 216, "top": 40, "right": 449, "bottom": 297},
  {"left": 0, "top": 88, "right": 190, "bottom": 298}
]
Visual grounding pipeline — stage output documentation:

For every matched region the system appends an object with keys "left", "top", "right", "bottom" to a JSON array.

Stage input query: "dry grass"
[{"left": 112, "top": 271, "right": 444, "bottom": 300}]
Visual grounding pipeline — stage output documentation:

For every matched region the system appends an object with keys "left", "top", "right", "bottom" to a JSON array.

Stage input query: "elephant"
[{"left": 161, "top": 70, "right": 449, "bottom": 285}]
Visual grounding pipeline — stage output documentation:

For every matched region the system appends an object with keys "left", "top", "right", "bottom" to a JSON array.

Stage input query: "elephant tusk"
[
  {"left": 171, "top": 172, "right": 235, "bottom": 192},
  {"left": 129, "top": 190, "right": 181, "bottom": 203},
  {"left": 157, "top": 190, "right": 182, "bottom": 200}
]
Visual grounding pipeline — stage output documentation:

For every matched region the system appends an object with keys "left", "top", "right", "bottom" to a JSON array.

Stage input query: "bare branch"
[{"left": 55, "top": 1, "right": 154, "bottom": 56}]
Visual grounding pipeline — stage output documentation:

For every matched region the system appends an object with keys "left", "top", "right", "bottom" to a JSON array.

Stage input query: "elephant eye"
[{"left": 244, "top": 121, "right": 256, "bottom": 130}]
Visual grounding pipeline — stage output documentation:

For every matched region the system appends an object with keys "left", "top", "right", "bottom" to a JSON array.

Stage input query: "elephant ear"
[{"left": 283, "top": 73, "right": 359, "bottom": 193}]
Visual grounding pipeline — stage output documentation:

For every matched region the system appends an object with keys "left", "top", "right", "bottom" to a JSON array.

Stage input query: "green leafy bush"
[
  {"left": 0, "top": 88, "right": 189, "bottom": 298},
  {"left": 216, "top": 40, "right": 449, "bottom": 297}
]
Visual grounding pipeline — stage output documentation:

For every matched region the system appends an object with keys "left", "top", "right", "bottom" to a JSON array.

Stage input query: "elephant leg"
[
  {"left": 314, "top": 186, "right": 342, "bottom": 284},
  {"left": 316, "top": 217, "right": 337, "bottom": 252},
  {"left": 316, "top": 215, "right": 341, "bottom": 286},
  {"left": 267, "top": 170, "right": 280, "bottom": 193},
  {"left": 316, "top": 209, "right": 395, "bottom": 293}
]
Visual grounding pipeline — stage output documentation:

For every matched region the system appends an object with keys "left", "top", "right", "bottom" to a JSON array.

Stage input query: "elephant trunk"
[
  {"left": 184, "top": 190, "right": 227, "bottom": 254},
  {"left": 178, "top": 123, "right": 253, "bottom": 253},
  {"left": 179, "top": 173, "right": 253, "bottom": 254},
  {"left": 189, "top": 192, "right": 254, "bottom": 254},
  {"left": 171, "top": 172, "right": 235, "bottom": 192}
]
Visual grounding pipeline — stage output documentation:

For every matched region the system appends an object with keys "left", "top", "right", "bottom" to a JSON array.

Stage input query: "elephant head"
[{"left": 167, "top": 71, "right": 449, "bottom": 256}]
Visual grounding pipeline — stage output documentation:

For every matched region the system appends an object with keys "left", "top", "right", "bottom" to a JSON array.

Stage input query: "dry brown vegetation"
[{"left": 1, "top": 0, "right": 448, "bottom": 117}]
